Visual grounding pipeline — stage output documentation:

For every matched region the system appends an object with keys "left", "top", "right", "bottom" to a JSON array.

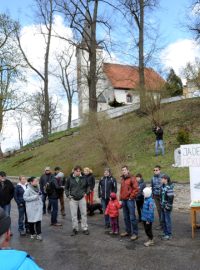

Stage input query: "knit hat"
[
  {"left": 161, "top": 174, "right": 171, "bottom": 183},
  {"left": 110, "top": 192, "right": 117, "bottom": 200},
  {"left": 143, "top": 187, "right": 152, "bottom": 198},
  {"left": 0, "top": 207, "right": 11, "bottom": 236}
]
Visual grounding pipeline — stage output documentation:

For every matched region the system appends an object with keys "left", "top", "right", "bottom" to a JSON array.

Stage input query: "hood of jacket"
[{"left": 0, "top": 250, "right": 29, "bottom": 269}]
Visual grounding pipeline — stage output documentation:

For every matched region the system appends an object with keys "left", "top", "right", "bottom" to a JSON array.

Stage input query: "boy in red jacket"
[{"left": 105, "top": 192, "right": 122, "bottom": 235}]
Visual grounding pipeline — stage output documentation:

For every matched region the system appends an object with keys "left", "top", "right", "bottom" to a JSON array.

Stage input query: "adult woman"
[
  {"left": 84, "top": 167, "right": 95, "bottom": 205},
  {"left": 23, "top": 177, "right": 43, "bottom": 241}
]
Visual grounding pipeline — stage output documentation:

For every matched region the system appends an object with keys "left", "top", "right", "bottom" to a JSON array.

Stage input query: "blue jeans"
[
  {"left": 2, "top": 204, "right": 11, "bottom": 229},
  {"left": 18, "top": 205, "right": 28, "bottom": 232},
  {"left": 49, "top": 198, "right": 58, "bottom": 224},
  {"left": 101, "top": 198, "right": 110, "bottom": 226},
  {"left": 161, "top": 209, "right": 172, "bottom": 236},
  {"left": 155, "top": 140, "right": 165, "bottom": 156},
  {"left": 122, "top": 199, "right": 138, "bottom": 236}
]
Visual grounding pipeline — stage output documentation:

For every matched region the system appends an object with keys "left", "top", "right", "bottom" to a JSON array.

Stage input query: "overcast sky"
[{"left": 0, "top": 0, "right": 199, "bottom": 150}]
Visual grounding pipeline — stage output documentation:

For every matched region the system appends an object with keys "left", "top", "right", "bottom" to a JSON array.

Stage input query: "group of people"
[{"left": 0, "top": 164, "right": 174, "bottom": 251}]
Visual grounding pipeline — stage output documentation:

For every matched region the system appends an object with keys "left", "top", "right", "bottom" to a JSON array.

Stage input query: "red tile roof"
[{"left": 103, "top": 63, "right": 165, "bottom": 91}]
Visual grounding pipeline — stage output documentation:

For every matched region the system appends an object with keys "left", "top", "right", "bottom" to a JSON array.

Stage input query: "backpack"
[{"left": 45, "top": 181, "right": 54, "bottom": 196}]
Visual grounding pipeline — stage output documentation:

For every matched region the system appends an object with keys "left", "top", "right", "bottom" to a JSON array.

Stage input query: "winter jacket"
[
  {"left": 160, "top": 183, "right": 174, "bottom": 211},
  {"left": 105, "top": 199, "right": 122, "bottom": 218},
  {"left": 23, "top": 184, "right": 43, "bottom": 223},
  {"left": 0, "top": 250, "right": 43, "bottom": 270},
  {"left": 153, "top": 127, "right": 163, "bottom": 140},
  {"left": 85, "top": 173, "right": 95, "bottom": 191},
  {"left": 65, "top": 174, "right": 90, "bottom": 200},
  {"left": 14, "top": 183, "right": 28, "bottom": 206},
  {"left": 141, "top": 196, "right": 155, "bottom": 222},
  {"left": 151, "top": 174, "right": 162, "bottom": 197},
  {"left": 40, "top": 173, "right": 63, "bottom": 199},
  {"left": 98, "top": 176, "right": 117, "bottom": 200},
  {"left": 120, "top": 174, "right": 139, "bottom": 200},
  {"left": 0, "top": 179, "right": 14, "bottom": 207},
  {"left": 136, "top": 179, "right": 146, "bottom": 201}
]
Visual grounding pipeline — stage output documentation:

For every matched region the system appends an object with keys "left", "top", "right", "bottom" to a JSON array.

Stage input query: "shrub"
[{"left": 177, "top": 128, "right": 190, "bottom": 145}]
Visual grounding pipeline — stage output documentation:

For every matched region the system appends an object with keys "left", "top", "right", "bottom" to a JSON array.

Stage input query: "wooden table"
[{"left": 191, "top": 206, "right": 200, "bottom": 238}]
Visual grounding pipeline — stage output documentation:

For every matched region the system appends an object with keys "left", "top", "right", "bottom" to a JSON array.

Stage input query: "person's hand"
[
  {"left": 146, "top": 221, "right": 150, "bottom": 224},
  {"left": 19, "top": 203, "right": 24, "bottom": 207},
  {"left": 68, "top": 195, "right": 73, "bottom": 200}
]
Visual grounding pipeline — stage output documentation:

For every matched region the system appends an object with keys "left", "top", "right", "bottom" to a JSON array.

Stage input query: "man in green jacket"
[{"left": 65, "top": 166, "right": 90, "bottom": 236}]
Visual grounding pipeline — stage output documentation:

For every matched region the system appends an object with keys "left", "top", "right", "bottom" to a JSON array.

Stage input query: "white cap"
[{"left": 143, "top": 187, "right": 152, "bottom": 198}]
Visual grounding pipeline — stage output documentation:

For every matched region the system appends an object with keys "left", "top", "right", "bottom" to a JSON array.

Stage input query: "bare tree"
[
  {"left": 56, "top": 0, "right": 111, "bottom": 114},
  {"left": 16, "top": 0, "right": 56, "bottom": 143},
  {"left": 54, "top": 47, "right": 77, "bottom": 129},
  {"left": 0, "top": 14, "right": 25, "bottom": 156},
  {"left": 27, "top": 91, "right": 61, "bottom": 138},
  {"left": 12, "top": 111, "right": 24, "bottom": 148},
  {"left": 117, "top": 0, "right": 158, "bottom": 112}
]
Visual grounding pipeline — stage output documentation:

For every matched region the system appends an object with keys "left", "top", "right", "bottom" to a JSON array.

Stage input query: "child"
[
  {"left": 160, "top": 174, "right": 174, "bottom": 240},
  {"left": 23, "top": 177, "right": 43, "bottom": 241},
  {"left": 135, "top": 173, "right": 146, "bottom": 222},
  {"left": 14, "top": 176, "right": 29, "bottom": 236},
  {"left": 105, "top": 192, "right": 121, "bottom": 235},
  {"left": 141, "top": 187, "right": 155, "bottom": 247}
]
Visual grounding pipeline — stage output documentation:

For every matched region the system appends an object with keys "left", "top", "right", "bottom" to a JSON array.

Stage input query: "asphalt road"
[{"left": 9, "top": 200, "right": 200, "bottom": 270}]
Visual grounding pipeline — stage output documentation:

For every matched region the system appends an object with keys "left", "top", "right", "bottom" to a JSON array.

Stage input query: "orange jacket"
[
  {"left": 105, "top": 199, "right": 122, "bottom": 218},
  {"left": 120, "top": 175, "right": 139, "bottom": 200}
]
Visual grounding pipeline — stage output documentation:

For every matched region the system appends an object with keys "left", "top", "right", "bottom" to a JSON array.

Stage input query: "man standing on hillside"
[
  {"left": 65, "top": 166, "right": 90, "bottom": 236},
  {"left": 153, "top": 125, "right": 165, "bottom": 156},
  {"left": 120, "top": 166, "right": 139, "bottom": 241}
]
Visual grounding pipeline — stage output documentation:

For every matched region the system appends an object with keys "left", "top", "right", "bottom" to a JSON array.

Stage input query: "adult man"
[
  {"left": 65, "top": 166, "right": 90, "bottom": 236},
  {"left": 40, "top": 167, "right": 63, "bottom": 226},
  {"left": 98, "top": 168, "right": 117, "bottom": 229},
  {"left": 153, "top": 125, "right": 165, "bottom": 156},
  {"left": 151, "top": 165, "right": 163, "bottom": 229},
  {"left": 120, "top": 166, "right": 139, "bottom": 241},
  {"left": 54, "top": 167, "right": 66, "bottom": 216},
  {"left": 0, "top": 171, "right": 14, "bottom": 233},
  {"left": 0, "top": 207, "right": 42, "bottom": 269}
]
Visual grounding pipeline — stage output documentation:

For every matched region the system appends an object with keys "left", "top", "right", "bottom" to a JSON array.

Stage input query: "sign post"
[{"left": 180, "top": 144, "right": 200, "bottom": 238}]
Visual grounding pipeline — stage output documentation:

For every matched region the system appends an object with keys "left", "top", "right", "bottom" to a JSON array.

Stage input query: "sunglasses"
[{"left": 154, "top": 169, "right": 159, "bottom": 172}]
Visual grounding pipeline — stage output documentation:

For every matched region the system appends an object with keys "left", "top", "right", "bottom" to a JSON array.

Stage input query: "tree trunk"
[
  {"left": 43, "top": 0, "right": 53, "bottom": 143},
  {"left": 88, "top": 0, "right": 98, "bottom": 113},
  {"left": 138, "top": 0, "right": 146, "bottom": 112},
  {"left": 67, "top": 98, "right": 72, "bottom": 129},
  {"left": 0, "top": 106, "right": 3, "bottom": 158}
]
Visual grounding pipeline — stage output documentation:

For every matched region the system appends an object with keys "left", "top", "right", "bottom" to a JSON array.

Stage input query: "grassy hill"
[{"left": 1, "top": 98, "right": 199, "bottom": 181}]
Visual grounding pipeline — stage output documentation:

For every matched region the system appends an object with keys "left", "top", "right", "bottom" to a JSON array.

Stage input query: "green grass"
[{"left": 1, "top": 98, "right": 199, "bottom": 181}]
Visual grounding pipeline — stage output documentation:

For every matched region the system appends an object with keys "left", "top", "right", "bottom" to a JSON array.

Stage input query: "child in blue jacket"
[{"left": 142, "top": 187, "right": 155, "bottom": 247}]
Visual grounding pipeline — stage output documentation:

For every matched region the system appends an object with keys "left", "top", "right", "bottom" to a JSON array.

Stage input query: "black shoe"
[
  {"left": 71, "top": 229, "right": 78, "bottom": 236},
  {"left": 20, "top": 231, "right": 26, "bottom": 236},
  {"left": 83, "top": 230, "right": 89, "bottom": 235}
]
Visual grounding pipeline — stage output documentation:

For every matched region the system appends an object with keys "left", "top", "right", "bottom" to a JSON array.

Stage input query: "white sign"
[
  {"left": 173, "top": 148, "right": 181, "bottom": 167},
  {"left": 180, "top": 144, "right": 200, "bottom": 167},
  {"left": 189, "top": 167, "right": 200, "bottom": 201}
]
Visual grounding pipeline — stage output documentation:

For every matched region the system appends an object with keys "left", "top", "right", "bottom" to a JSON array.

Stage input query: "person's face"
[
  {"left": 45, "top": 169, "right": 51, "bottom": 175},
  {"left": 122, "top": 167, "right": 129, "bottom": 176},
  {"left": 1, "top": 230, "right": 11, "bottom": 248},
  {"left": 161, "top": 178, "right": 167, "bottom": 185},
  {"left": 154, "top": 167, "right": 160, "bottom": 175},
  {"left": 104, "top": 170, "right": 110, "bottom": 177},
  {"left": 84, "top": 169, "right": 89, "bottom": 175},
  {"left": 20, "top": 177, "right": 27, "bottom": 185},
  {"left": 74, "top": 169, "right": 81, "bottom": 177},
  {"left": 0, "top": 176, "right": 3, "bottom": 182},
  {"left": 136, "top": 176, "right": 141, "bottom": 182},
  {"left": 31, "top": 178, "right": 38, "bottom": 186}
]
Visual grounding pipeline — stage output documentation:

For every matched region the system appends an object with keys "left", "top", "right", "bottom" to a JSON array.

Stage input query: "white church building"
[{"left": 76, "top": 23, "right": 165, "bottom": 118}]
